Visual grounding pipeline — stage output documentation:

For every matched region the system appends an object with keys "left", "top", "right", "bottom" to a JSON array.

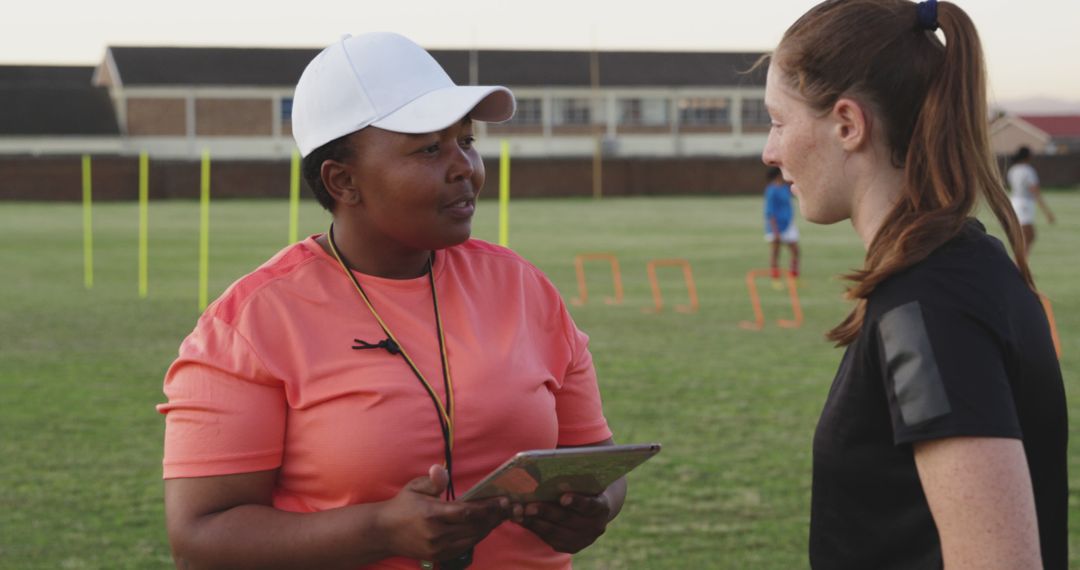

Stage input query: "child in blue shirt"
[{"left": 764, "top": 166, "right": 800, "bottom": 281}]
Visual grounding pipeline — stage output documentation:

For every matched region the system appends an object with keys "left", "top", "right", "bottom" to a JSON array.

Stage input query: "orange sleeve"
[
  {"left": 158, "top": 316, "right": 286, "bottom": 479},
  {"left": 548, "top": 283, "right": 613, "bottom": 447}
]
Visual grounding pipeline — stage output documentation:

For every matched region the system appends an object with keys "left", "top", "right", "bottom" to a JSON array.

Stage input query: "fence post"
[
  {"left": 138, "top": 152, "right": 149, "bottom": 298},
  {"left": 81, "top": 155, "right": 94, "bottom": 289},
  {"left": 198, "top": 149, "right": 211, "bottom": 311}
]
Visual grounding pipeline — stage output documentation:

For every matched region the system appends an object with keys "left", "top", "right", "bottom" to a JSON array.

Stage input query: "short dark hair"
[
  {"left": 766, "top": 166, "right": 783, "bottom": 181},
  {"left": 301, "top": 134, "right": 354, "bottom": 212},
  {"left": 1012, "top": 145, "right": 1032, "bottom": 163}
]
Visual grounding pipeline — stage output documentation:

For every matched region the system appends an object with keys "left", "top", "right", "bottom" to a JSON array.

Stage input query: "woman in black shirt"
[{"left": 760, "top": 1, "right": 1067, "bottom": 568}]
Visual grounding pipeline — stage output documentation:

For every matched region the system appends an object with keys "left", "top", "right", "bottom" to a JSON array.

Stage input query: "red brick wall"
[
  {"left": 0, "top": 157, "right": 289, "bottom": 201},
  {"left": 1029, "top": 154, "right": 1080, "bottom": 188},
  {"left": 500, "top": 157, "right": 768, "bottom": 197},
  {"left": 2, "top": 154, "right": 1077, "bottom": 202},
  {"left": 195, "top": 99, "right": 273, "bottom": 136},
  {"left": 126, "top": 98, "right": 186, "bottom": 136}
]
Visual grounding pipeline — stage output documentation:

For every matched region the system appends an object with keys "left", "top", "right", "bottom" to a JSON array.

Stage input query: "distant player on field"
[
  {"left": 1007, "top": 145, "right": 1056, "bottom": 255},
  {"left": 763, "top": 166, "right": 800, "bottom": 283}
]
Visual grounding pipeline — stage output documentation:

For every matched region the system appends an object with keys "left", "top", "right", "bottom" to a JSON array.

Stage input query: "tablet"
[{"left": 458, "top": 443, "right": 661, "bottom": 502}]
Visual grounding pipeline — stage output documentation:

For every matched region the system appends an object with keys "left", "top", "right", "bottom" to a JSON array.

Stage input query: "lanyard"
[{"left": 326, "top": 224, "right": 458, "bottom": 500}]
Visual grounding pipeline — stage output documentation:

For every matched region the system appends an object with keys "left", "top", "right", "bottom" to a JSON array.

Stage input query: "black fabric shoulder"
[
  {"left": 867, "top": 219, "right": 1022, "bottom": 329},
  {"left": 861, "top": 219, "right": 1037, "bottom": 443},
  {"left": 810, "top": 222, "right": 1068, "bottom": 570}
]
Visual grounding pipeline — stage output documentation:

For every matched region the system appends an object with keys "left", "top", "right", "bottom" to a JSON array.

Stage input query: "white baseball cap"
[{"left": 292, "top": 32, "right": 516, "bottom": 157}]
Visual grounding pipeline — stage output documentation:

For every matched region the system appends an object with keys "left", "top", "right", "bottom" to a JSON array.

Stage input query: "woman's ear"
[
  {"left": 831, "top": 97, "right": 871, "bottom": 152},
  {"left": 321, "top": 158, "right": 362, "bottom": 207}
]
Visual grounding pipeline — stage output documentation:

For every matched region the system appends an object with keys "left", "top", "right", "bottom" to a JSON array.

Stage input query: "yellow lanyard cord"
[
  {"left": 430, "top": 281, "right": 456, "bottom": 441},
  {"left": 325, "top": 226, "right": 456, "bottom": 455}
]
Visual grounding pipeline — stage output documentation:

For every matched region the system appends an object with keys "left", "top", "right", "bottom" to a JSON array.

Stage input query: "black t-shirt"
[{"left": 810, "top": 220, "right": 1067, "bottom": 569}]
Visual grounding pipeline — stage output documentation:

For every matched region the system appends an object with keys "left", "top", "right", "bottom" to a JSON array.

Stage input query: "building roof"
[
  {"left": 601, "top": 51, "right": 765, "bottom": 87},
  {"left": 1018, "top": 115, "right": 1080, "bottom": 138},
  {"left": 0, "top": 66, "right": 119, "bottom": 135},
  {"left": 0, "top": 65, "right": 99, "bottom": 88},
  {"left": 991, "top": 115, "right": 1051, "bottom": 140},
  {"left": 104, "top": 47, "right": 320, "bottom": 87},
  {"left": 100, "top": 46, "right": 767, "bottom": 89},
  {"left": 474, "top": 51, "right": 765, "bottom": 87}
]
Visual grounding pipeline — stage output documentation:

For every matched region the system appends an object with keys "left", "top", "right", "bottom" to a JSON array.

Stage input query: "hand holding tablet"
[{"left": 459, "top": 443, "right": 662, "bottom": 503}]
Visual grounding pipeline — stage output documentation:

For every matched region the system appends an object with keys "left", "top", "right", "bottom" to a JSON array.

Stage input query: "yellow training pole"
[
  {"left": 590, "top": 48, "right": 602, "bottom": 201},
  {"left": 592, "top": 138, "right": 602, "bottom": 200},
  {"left": 138, "top": 152, "right": 149, "bottom": 298},
  {"left": 289, "top": 149, "right": 300, "bottom": 244},
  {"left": 81, "top": 155, "right": 94, "bottom": 289},
  {"left": 499, "top": 140, "right": 510, "bottom": 247},
  {"left": 198, "top": 149, "right": 211, "bottom": 311}
]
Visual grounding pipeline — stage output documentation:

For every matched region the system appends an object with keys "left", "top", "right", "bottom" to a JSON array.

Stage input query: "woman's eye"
[
  {"left": 421, "top": 143, "right": 440, "bottom": 154},
  {"left": 460, "top": 135, "right": 476, "bottom": 148}
]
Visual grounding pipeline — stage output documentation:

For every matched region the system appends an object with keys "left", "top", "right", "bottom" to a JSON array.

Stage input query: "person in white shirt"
[{"left": 1007, "top": 146, "right": 1056, "bottom": 255}]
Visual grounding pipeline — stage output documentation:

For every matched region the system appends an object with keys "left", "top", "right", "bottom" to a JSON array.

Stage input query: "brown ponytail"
[{"left": 772, "top": 0, "right": 1034, "bottom": 345}]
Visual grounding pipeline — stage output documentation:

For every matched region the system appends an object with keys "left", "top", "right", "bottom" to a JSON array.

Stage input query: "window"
[
  {"left": 620, "top": 99, "right": 642, "bottom": 124},
  {"left": 741, "top": 98, "right": 770, "bottom": 127},
  {"left": 281, "top": 97, "right": 294, "bottom": 122},
  {"left": 553, "top": 98, "right": 592, "bottom": 125},
  {"left": 678, "top": 97, "right": 730, "bottom": 126},
  {"left": 619, "top": 98, "right": 669, "bottom": 126},
  {"left": 506, "top": 98, "right": 542, "bottom": 125}
]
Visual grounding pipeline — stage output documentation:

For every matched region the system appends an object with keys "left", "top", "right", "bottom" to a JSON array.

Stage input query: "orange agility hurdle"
[
  {"left": 1041, "top": 295, "right": 1062, "bottom": 358},
  {"left": 571, "top": 253, "right": 624, "bottom": 306},
  {"left": 739, "top": 269, "right": 803, "bottom": 330},
  {"left": 643, "top": 259, "right": 699, "bottom": 313}
]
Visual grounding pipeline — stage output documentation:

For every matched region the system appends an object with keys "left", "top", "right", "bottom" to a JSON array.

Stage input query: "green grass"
[{"left": 1, "top": 190, "right": 1077, "bottom": 569}]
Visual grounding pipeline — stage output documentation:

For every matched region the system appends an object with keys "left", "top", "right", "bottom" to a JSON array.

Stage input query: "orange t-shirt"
[{"left": 158, "top": 237, "right": 612, "bottom": 569}]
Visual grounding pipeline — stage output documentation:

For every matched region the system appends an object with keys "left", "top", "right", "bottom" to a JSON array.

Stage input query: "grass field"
[{"left": 1, "top": 191, "right": 1077, "bottom": 569}]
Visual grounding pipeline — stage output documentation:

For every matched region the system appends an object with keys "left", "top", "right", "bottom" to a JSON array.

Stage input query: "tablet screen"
[{"left": 459, "top": 443, "right": 661, "bottom": 502}]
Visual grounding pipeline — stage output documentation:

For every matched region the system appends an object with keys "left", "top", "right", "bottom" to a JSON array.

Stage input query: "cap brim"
[{"left": 371, "top": 86, "right": 516, "bottom": 134}]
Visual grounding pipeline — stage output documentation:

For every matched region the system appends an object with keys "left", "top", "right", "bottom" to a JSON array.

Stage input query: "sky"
[{"left": 3, "top": 0, "right": 1078, "bottom": 106}]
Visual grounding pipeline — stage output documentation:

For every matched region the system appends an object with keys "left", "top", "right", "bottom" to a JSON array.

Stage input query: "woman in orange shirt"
[{"left": 159, "top": 32, "right": 624, "bottom": 569}]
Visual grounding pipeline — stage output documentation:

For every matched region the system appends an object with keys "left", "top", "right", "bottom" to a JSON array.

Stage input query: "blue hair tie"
[{"left": 916, "top": 0, "right": 939, "bottom": 31}]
